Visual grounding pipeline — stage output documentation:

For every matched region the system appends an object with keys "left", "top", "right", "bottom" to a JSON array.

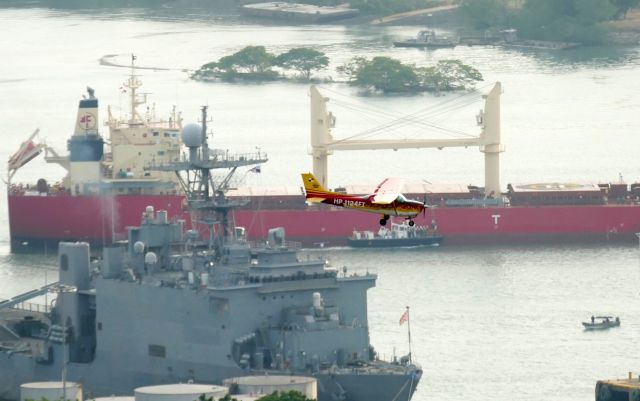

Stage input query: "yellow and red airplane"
[{"left": 301, "top": 172, "right": 426, "bottom": 226}]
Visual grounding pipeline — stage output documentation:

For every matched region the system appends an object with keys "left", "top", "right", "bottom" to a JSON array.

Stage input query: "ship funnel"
[
  {"left": 68, "top": 86, "right": 104, "bottom": 195},
  {"left": 74, "top": 87, "right": 99, "bottom": 136}
]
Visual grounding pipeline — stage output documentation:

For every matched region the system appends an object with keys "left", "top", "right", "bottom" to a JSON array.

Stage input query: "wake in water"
[{"left": 99, "top": 53, "right": 191, "bottom": 72}]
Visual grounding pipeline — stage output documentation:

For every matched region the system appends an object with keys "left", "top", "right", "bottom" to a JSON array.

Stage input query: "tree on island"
[
  {"left": 340, "top": 56, "right": 483, "bottom": 94},
  {"left": 335, "top": 56, "right": 368, "bottom": 82},
  {"left": 191, "top": 46, "right": 278, "bottom": 81},
  {"left": 418, "top": 60, "right": 484, "bottom": 92},
  {"left": 354, "top": 57, "right": 419, "bottom": 93},
  {"left": 274, "top": 48, "right": 329, "bottom": 80},
  {"left": 192, "top": 46, "right": 329, "bottom": 82}
]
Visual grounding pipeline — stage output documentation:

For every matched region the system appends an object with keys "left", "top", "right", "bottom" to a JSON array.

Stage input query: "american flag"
[{"left": 399, "top": 309, "right": 409, "bottom": 326}]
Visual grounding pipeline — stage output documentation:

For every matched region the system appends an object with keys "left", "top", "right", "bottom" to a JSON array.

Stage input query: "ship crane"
[{"left": 309, "top": 82, "right": 504, "bottom": 196}]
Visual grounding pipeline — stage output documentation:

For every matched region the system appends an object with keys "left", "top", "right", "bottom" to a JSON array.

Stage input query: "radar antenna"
[{"left": 146, "top": 106, "right": 267, "bottom": 253}]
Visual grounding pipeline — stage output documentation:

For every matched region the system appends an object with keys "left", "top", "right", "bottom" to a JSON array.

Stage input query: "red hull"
[{"left": 8, "top": 193, "right": 640, "bottom": 249}]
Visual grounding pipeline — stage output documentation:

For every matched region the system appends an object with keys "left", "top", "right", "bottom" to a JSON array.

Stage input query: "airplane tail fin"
[{"left": 301, "top": 173, "right": 335, "bottom": 202}]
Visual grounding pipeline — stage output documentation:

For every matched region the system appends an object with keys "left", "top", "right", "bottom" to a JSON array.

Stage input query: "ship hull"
[
  {"left": 347, "top": 236, "right": 443, "bottom": 248},
  {"left": 0, "top": 344, "right": 420, "bottom": 401},
  {"left": 9, "top": 193, "right": 640, "bottom": 250}
]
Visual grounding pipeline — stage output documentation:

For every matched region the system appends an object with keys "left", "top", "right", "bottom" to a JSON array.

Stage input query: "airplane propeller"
[{"left": 422, "top": 194, "right": 429, "bottom": 217}]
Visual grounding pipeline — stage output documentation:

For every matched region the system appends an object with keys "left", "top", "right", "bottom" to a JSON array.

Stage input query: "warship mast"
[{"left": 146, "top": 105, "right": 267, "bottom": 252}]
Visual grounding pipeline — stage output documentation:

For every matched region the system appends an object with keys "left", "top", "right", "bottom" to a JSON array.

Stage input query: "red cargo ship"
[{"left": 7, "top": 64, "right": 640, "bottom": 250}]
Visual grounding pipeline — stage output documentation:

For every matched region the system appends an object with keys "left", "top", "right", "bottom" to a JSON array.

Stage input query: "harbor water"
[{"left": 1, "top": 5, "right": 640, "bottom": 401}]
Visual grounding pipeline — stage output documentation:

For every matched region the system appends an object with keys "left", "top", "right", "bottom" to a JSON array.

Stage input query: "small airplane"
[{"left": 301, "top": 172, "right": 426, "bottom": 226}]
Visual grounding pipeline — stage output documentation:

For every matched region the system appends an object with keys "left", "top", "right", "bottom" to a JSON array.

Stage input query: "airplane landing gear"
[
  {"left": 379, "top": 215, "right": 390, "bottom": 226},
  {"left": 408, "top": 220, "right": 415, "bottom": 227}
]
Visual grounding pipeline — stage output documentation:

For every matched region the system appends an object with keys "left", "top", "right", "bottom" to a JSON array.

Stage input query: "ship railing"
[
  {"left": 108, "top": 119, "right": 181, "bottom": 130},
  {"left": 334, "top": 267, "right": 378, "bottom": 278},
  {"left": 171, "top": 150, "right": 268, "bottom": 164},
  {"left": 8, "top": 183, "right": 70, "bottom": 197},
  {"left": 249, "top": 240, "right": 302, "bottom": 250},
  {"left": 9, "top": 301, "right": 50, "bottom": 313}
]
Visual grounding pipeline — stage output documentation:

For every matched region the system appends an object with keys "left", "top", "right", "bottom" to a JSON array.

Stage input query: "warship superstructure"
[{"left": 0, "top": 110, "right": 422, "bottom": 401}]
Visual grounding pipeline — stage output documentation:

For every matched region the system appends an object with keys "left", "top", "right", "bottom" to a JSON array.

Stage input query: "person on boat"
[
  {"left": 591, "top": 315, "right": 595, "bottom": 324},
  {"left": 615, "top": 317, "right": 620, "bottom": 323},
  {"left": 605, "top": 317, "right": 610, "bottom": 323}
]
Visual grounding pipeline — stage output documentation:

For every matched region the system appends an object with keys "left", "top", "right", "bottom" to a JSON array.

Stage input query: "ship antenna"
[
  {"left": 125, "top": 54, "right": 146, "bottom": 125},
  {"left": 144, "top": 105, "right": 268, "bottom": 258}
]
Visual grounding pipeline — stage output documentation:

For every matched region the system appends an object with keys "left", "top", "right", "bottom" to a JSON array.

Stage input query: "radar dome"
[
  {"left": 133, "top": 241, "right": 145, "bottom": 254},
  {"left": 181, "top": 123, "right": 203, "bottom": 148},
  {"left": 144, "top": 252, "right": 158, "bottom": 265}
]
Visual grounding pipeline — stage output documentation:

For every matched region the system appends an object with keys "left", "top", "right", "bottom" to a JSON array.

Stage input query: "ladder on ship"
[{"left": 0, "top": 282, "right": 60, "bottom": 312}]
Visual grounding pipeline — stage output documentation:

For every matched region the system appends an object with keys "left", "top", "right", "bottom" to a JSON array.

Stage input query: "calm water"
[{"left": 1, "top": 6, "right": 640, "bottom": 401}]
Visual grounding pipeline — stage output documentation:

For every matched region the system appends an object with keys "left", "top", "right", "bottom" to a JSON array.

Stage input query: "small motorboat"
[
  {"left": 582, "top": 316, "right": 620, "bottom": 330},
  {"left": 393, "top": 29, "right": 459, "bottom": 49}
]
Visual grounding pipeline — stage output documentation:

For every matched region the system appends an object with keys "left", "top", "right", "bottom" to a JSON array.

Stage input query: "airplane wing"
[{"left": 371, "top": 177, "right": 404, "bottom": 204}]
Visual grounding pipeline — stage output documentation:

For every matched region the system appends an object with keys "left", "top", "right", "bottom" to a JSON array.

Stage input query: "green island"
[{"left": 191, "top": 46, "right": 483, "bottom": 94}]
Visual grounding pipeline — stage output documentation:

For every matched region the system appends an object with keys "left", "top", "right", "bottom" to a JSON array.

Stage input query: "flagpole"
[{"left": 406, "top": 306, "right": 412, "bottom": 363}]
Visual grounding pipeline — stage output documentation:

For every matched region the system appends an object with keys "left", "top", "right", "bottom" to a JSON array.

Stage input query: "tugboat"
[
  {"left": 0, "top": 107, "right": 422, "bottom": 401},
  {"left": 349, "top": 219, "right": 442, "bottom": 248}
]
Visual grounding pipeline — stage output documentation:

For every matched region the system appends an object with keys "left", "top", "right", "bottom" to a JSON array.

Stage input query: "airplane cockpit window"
[{"left": 396, "top": 194, "right": 407, "bottom": 202}]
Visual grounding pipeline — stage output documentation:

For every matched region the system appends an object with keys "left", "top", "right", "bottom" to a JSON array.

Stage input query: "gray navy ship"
[{"left": 0, "top": 106, "right": 422, "bottom": 401}]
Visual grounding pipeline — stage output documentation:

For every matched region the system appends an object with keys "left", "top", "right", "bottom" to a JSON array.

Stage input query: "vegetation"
[
  {"left": 353, "top": 57, "right": 419, "bottom": 93},
  {"left": 459, "top": 0, "right": 640, "bottom": 44},
  {"left": 255, "top": 390, "right": 315, "bottom": 401},
  {"left": 516, "top": 0, "right": 616, "bottom": 44},
  {"left": 193, "top": 46, "right": 278, "bottom": 81},
  {"left": 274, "top": 48, "right": 329, "bottom": 80},
  {"left": 194, "top": 48, "right": 483, "bottom": 95},
  {"left": 339, "top": 56, "right": 483, "bottom": 93},
  {"left": 459, "top": 0, "right": 514, "bottom": 30},
  {"left": 192, "top": 46, "right": 328, "bottom": 82},
  {"left": 196, "top": 391, "right": 313, "bottom": 401}
]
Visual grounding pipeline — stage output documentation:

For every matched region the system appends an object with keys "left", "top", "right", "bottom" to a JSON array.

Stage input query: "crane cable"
[{"left": 317, "top": 83, "right": 494, "bottom": 142}]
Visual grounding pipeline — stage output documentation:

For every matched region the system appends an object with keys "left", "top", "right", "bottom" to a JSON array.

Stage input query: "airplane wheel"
[
  {"left": 379, "top": 218, "right": 387, "bottom": 226},
  {"left": 408, "top": 220, "right": 415, "bottom": 227}
]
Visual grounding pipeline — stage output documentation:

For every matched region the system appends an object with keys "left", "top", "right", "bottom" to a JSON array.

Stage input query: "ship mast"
[
  {"left": 124, "top": 54, "right": 146, "bottom": 125},
  {"left": 146, "top": 105, "right": 267, "bottom": 251}
]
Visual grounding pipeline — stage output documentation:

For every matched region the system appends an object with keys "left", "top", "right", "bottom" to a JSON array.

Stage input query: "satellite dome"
[
  {"left": 144, "top": 252, "right": 158, "bottom": 265},
  {"left": 181, "top": 123, "right": 203, "bottom": 148},
  {"left": 133, "top": 241, "right": 145, "bottom": 254}
]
